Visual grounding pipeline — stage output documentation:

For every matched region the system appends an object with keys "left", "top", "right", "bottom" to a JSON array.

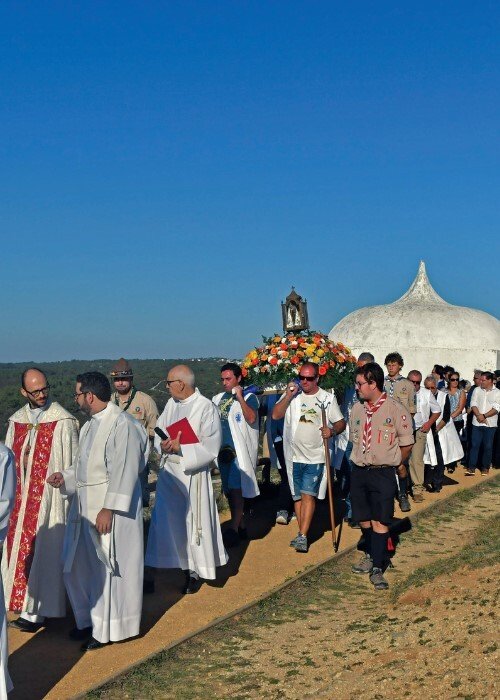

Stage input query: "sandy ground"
[{"left": 6, "top": 467, "right": 497, "bottom": 699}]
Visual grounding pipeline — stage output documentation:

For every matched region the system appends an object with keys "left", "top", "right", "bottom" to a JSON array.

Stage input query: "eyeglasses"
[
  {"left": 73, "top": 391, "right": 90, "bottom": 400},
  {"left": 165, "top": 379, "right": 182, "bottom": 386},
  {"left": 299, "top": 375, "right": 317, "bottom": 381},
  {"left": 355, "top": 381, "right": 369, "bottom": 388},
  {"left": 26, "top": 385, "right": 50, "bottom": 398},
  {"left": 450, "top": 377, "right": 459, "bottom": 382},
  {"left": 410, "top": 380, "right": 421, "bottom": 386}
]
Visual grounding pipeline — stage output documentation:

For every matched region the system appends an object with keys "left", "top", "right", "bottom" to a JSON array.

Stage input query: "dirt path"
[{"left": 7, "top": 469, "right": 499, "bottom": 699}]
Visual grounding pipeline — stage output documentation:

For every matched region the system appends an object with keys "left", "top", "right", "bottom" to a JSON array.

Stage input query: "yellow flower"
[{"left": 316, "top": 349, "right": 325, "bottom": 358}]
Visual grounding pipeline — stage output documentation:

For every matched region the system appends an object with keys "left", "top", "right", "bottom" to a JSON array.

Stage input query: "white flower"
[
  {"left": 281, "top": 337, "right": 287, "bottom": 343},
  {"left": 277, "top": 359, "right": 283, "bottom": 365},
  {"left": 254, "top": 367, "right": 260, "bottom": 373}
]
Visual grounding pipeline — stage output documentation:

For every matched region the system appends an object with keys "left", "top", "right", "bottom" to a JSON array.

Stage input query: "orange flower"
[
  {"left": 329, "top": 360, "right": 336, "bottom": 367},
  {"left": 280, "top": 343, "right": 288, "bottom": 350},
  {"left": 281, "top": 350, "right": 289, "bottom": 358},
  {"left": 291, "top": 355, "right": 300, "bottom": 364},
  {"left": 296, "top": 350, "right": 305, "bottom": 358},
  {"left": 251, "top": 358, "right": 259, "bottom": 366},
  {"left": 260, "top": 366, "right": 268, "bottom": 373},
  {"left": 241, "top": 367, "right": 248, "bottom": 377},
  {"left": 318, "top": 364, "right": 328, "bottom": 376},
  {"left": 261, "top": 354, "right": 268, "bottom": 362},
  {"left": 270, "top": 347, "right": 278, "bottom": 355},
  {"left": 269, "top": 357, "right": 278, "bottom": 366}
]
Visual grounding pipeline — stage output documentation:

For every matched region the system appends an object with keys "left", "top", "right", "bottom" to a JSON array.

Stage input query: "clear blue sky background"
[{"left": 1, "top": 1, "right": 498, "bottom": 362}]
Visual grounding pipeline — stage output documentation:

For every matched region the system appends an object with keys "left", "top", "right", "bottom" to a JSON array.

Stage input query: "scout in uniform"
[
  {"left": 383, "top": 352, "right": 416, "bottom": 512},
  {"left": 110, "top": 358, "right": 159, "bottom": 506},
  {"left": 349, "top": 362, "right": 414, "bottom": 590}
]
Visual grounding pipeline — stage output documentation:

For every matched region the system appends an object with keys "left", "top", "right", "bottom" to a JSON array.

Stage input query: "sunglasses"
[
  {"left": 299, "top": 375, "right": 317, "bottom": 381},
  {"left": 450, "top": 377, "right": 459, "bottom": 381}
]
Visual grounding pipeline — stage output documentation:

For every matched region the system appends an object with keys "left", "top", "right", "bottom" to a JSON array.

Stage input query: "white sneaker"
[{"left": 275, "top": 510, "right": 288, "bottom": 525}]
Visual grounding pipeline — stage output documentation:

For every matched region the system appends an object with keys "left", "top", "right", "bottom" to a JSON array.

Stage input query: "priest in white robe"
[
  {"left": 145, "top": 365, "right": 228, "bottom": 593},
  {"left": 2, "top": 368, "right": 79, "bottom": 632},
  {"left": 47, "top": 371, "right": 147, "bottom": 651},
  {"left": 0, "top": 444, "right": 16, "bottom": 698}
]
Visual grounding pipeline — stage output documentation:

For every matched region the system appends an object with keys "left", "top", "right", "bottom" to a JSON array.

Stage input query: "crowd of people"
[{"left": 0, "top": 354, "right": 498, "bottom": 695}]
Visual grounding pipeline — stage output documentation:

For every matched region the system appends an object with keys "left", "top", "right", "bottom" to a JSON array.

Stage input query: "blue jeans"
[
  {"left": 469, "top": 426, "right": 496, "bottom": 470},
  {"left": 292, "top": 462, "right": 324, "bottom": 500}
]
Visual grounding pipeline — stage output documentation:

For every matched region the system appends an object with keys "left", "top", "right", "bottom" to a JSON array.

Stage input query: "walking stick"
[{"left": 318, "top": 401, "right": 338, "bottom": 551}]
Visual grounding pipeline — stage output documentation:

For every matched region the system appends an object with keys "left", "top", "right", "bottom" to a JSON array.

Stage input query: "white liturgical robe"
[
  {"left": 0, "top": 444, "right": 16, "bottom": 698},
  {"left": 61, "top": 403, "right": 147, "bottom": 644},
  {"left": 145, "top": 389, "right": 228, "bottom": 579}
]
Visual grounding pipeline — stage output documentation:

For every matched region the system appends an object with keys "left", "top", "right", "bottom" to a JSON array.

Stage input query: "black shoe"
[
  {"left": 222, "top": 528, "right": 240, "bottom": 548},
  {"left": 398, "top": 495, "right": 411, "bottom": 512},
  {"left": 238, "top": 526, "right": 248, "bottom": 541},
  {"left": 81, "top": 637, "right": 108, "bottom": 651},
  {"left": 143, "top": 579, "right": 155, "bottom": 595},
  {"left": 183, "top": 575, "right": 202, "bottom": 595},
  {"left": 9, "top": 618, "right": 44, "bottom": 633},
  {"left": 69, "top": 626, "right": 92, "bottom": 641}
]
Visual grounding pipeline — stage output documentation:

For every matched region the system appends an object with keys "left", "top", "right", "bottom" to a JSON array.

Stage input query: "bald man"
[
  {"left": 2, "top": 368, "right": 79, "bottom": 632},
  {"left": 145, "top": 366, "right": 228, "bottom": 594}
]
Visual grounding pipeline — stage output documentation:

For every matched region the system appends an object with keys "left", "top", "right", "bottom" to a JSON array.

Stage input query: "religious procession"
[{"left": 0, "top": 275, "right": 499, "bottom": 699}]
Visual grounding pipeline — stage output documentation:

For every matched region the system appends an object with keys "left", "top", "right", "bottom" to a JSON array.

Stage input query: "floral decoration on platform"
[{"left": 242, "top": 331, "right": 357, "bottom": 394}]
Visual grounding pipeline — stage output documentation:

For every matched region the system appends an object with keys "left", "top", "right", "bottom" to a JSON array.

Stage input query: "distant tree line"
[{"left": 0, "top": 358, "right": 231, "bottom": 439}]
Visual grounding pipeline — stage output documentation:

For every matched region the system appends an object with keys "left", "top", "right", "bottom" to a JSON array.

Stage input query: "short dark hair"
[
  {"left": 21, "top": 367, "right": 47, "bottom": 390},
  {"left": 356, "top": 362, "right": 384, "bottom": 392},
  {"left": 358, "top": 352, "right": 375, "bottom": 363},
  {"left": 76, "top": 372, "right": 111, "bottom": 402},
  {"left": 384, "top": 352, "right": 404, "bottom": 367},
  {"left": 481, "top": 371, "right": 494, "bottom": 382},
  {"left": 433, "top": 364, "right": 444, "bottom": 377},
  {"left": 300, "top": 361, "right": 319, "bottom": 378},
  {"left": 221, "top": 362, "right": 243, "bottom": 383},
  {"left": 443, "top": 365, "right": 455, "bottom": 376}
]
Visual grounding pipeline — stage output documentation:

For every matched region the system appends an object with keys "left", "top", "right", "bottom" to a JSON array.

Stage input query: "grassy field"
[{"left": 86, "top": 476, "right": 500, "bottom": 700}]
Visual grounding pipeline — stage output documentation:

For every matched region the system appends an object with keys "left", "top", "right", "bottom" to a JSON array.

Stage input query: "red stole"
[{"left": 7, "top": 420, "right": 57, "bottom": 612}]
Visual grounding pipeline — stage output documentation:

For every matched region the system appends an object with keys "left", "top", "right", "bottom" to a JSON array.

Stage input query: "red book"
[{"left": 165, "top": 417, "right": 199, "bottom": 445}]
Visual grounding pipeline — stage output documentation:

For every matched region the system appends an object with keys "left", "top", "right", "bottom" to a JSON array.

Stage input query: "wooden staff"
[{"left": 318, "top": 401, "right": 338, "bottom": 551}]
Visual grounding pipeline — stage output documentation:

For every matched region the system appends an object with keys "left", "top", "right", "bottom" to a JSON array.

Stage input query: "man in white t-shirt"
[
  {"left": 272, "top": 362, "right": 345, "bottom": 553},
  {"left": 467, "top": 371, "right": 500, "bottom": 475}
]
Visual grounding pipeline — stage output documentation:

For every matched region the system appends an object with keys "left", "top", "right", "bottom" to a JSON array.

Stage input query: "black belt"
[{"left": 353, "top": 464, "right": 395, "bottom": 471}]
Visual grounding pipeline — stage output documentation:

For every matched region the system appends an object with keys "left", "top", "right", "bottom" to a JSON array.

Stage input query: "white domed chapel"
[{"left": 329, "top": 261, "right": 500, "bottom": 380}]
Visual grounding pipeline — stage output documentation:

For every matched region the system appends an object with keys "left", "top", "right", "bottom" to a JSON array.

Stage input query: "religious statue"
[{"left": 281, "top": 288, "right": 309, "bottom": 333}]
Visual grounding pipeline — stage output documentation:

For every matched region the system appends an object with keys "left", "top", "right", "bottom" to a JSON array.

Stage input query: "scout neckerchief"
[
  {"left": 363, "top": 392, "right": 387, "bottom": 453},
  {"left": 114, "top": 386, "right": 137, "bottom": 413},
  {"left": 385, "top": 374, "right": 402, "bottom": 398}
]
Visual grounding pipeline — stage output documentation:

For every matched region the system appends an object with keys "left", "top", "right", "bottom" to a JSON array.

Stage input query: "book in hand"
[{"left": 163, "top": 417, "right": 199, "bottom": 445}]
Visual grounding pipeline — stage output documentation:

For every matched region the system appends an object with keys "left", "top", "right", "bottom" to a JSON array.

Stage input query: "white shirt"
[
  {"left": 471, "top": 387, "right": 500, "bottom": 428},
  {"left": 414, "top": 389, "right": 441, "bottom": 429},
  {"left": 292, "top": 391, "right": 343, "bottom": 464}
]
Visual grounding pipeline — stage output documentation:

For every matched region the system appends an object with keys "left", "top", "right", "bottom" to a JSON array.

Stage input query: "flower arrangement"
[{"left": 242, "top": 331, "right": 357, "bottom": 395}]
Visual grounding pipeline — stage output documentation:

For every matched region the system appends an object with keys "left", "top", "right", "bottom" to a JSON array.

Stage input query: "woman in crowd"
[{"left": 446, "top": 371, "right": 466, "bottom": 472}]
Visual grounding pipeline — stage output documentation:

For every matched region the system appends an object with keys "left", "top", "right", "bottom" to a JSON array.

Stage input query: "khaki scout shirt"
[
  {"left": 111, "top": 389, "right": 159, "bottom": 437},
  {"left": 384, "top": 375, "right": 416, "bottom": 414},
  {"left": 349, "top": 396, "right": 414, "bottom": 467}
]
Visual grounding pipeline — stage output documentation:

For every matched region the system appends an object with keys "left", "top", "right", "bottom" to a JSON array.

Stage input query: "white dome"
[{"left": 329, "top": 261, "right": 500, "bottom": 379}]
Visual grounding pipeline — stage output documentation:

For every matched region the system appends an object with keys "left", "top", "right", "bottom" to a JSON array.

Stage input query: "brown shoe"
[{"left": 413, "top": 493, "right": 424, "bottom": 503}]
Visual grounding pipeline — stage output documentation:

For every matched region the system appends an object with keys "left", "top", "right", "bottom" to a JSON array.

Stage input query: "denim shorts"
[
  {"left": 292, "top": 462, "right": 324, "bottom": 501},
  {"left": 220, "top": 459, "right": 242, "bottom": 493}
]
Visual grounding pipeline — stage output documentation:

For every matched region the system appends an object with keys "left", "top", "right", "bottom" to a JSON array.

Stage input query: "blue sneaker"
[{"left": 294, "top": 534, "right": 308, "bottom": 553}]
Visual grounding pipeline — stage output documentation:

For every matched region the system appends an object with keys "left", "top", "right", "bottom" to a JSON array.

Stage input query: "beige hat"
[{"left": 110, "top": 358, "right": 133, "bottom": 378}]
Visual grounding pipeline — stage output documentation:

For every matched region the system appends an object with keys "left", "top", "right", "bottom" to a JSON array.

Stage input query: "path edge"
[{"left": 74, "top": 473, "right": 499, "bottom": 699}]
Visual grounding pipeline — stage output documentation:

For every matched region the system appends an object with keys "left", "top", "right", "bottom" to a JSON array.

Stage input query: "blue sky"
[{"left": 1, "top": 1, "right": 498, "bottom": 362}]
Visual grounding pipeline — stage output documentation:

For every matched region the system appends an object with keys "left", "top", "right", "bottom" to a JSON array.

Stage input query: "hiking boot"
[
  {"left": 399, "top": 494, "right": 411, "bottom": 511},
  {"left": 369, "top": 567, "right": 389, "bottom": 590},
  {"left": 293, "top": 534, "right": 308, "bottom": 553},
  {"left": 480, "top": 469, "right": 490, "bottom": 476},
  {"left": 465, "top": 467, "right": 475, "bottom": 476},
  {"left": 351, "top": 553, "right": 373, "bottom": 574},
  {"left": 289, "top": 532, "right": 301, "bottom": 547},
  {"left": 412, "top": 492, "right": 424, "bottom": 503},
  {"left": 276, "top": 510, "right": 289, "bottom": 525},
  {"left": 290, "top": 512, "right": 297, "bottom": 522}
]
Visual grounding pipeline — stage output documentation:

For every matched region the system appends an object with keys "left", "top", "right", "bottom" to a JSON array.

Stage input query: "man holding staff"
[{"left": 272, "top": 362, "right": 345, "bottom": 553}]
